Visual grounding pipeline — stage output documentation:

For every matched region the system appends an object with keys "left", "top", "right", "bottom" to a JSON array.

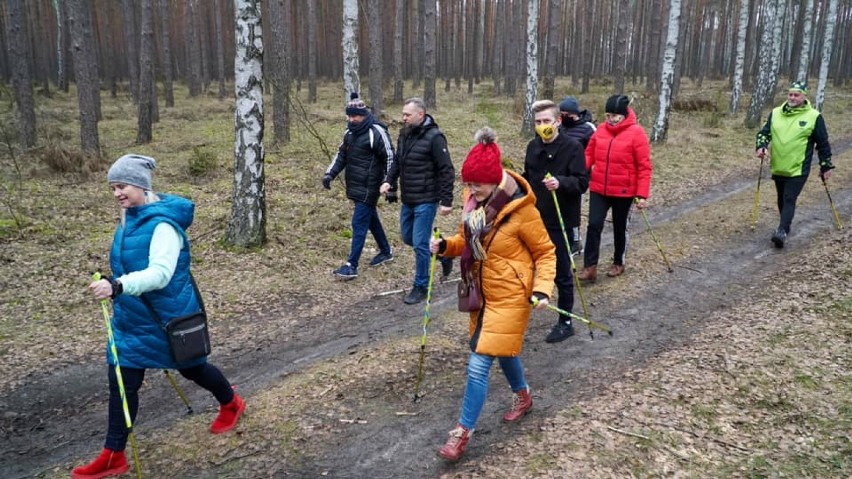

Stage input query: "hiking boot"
[
  {"left": 502, "top": 387, "right": 533, "bottom": 422},
  {"left": 439, "top": 256, "right": 454, "bottom": 279},
  {"left": 578, "top": 265, "right": 597, "bottom": 283},
  {"left": 71, "top": 448, "right": 129, "bottom": 479},
  {"left": 606, "top": 264, "right": 625, "bottom": 277},
  {"left": 404, "top": 286, "right": 428, "bottom": 304},
  {"left": 210, "top": 393, "right": 246, "bottom": 434},
  {"left": 545, "top": 321, "right": 574, "bottom": 343},
  {"left": 369, "top": 251, "right": 394, "bottom": 267},
  {"left": 333, "top": 262, "right": 358, "bottom": 279},
  {"left": 437, "top": 424, "right": 473, "bottom": 462},
  {"left": 771, "top": 228, "right": 787, "bottom": 248}
]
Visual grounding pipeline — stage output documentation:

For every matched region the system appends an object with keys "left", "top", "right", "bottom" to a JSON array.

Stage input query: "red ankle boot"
[
  {"left": 437, "top": 424, "right": 473, "bottom": 462},
  {"left": 502, "top": 387, "right": 533, "bottom": 422},
  {"left": 71, "top": 448, "right": 129, "bottom": 479},
  {"left": 210, "top": 393, "right": 246, "bottom": 434}
]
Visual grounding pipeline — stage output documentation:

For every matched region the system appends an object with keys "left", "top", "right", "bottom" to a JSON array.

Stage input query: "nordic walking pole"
[
  {"left": 413, "top": 228, "right": 441, "bottom": 402},
  {"left": 92, "top": 272, "right": 143, "bottom": 479},
  {"left": 821, "top": 176, "right": 843, "bottom": 230},
  {"left": 163, "top": 370, "right": 194, "bottom": 414},
  {"left": 634, "top": 198, "right": 674, "bottom": 273},
  {"left": 531, "top": 297, "right": 613, "bottom": 336},
  {"left": 751, "top": 156, "right": 765, "bottom": 229},
  {"left": 545, "top": 173, "right": 593, "bottom": 338}
]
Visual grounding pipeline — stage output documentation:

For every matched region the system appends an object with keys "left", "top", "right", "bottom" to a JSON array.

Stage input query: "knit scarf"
[
  {"left": 460, "top": 172, "right": 518, "bottom": 285},
  {"left": 347, "top": 112, "right": 375, "bottom": 137}
]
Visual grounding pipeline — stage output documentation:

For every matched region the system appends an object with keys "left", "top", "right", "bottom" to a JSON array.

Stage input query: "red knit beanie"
[{"left": 462, "top": 127, "right": 503, "bottom": 184}]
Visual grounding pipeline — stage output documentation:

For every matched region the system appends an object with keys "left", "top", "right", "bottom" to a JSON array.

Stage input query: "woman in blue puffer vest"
[{"left": 72, "top": 155, "right": 245, "bottom": 479}]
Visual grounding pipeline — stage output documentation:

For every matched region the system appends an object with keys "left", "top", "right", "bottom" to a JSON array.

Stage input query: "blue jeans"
[
  {"left": 458, "top": 352, "right": 528, "bottom": 430},
  {"left": 400, "top": 202, "right": 438, "bottom": 288},
  {"left": 348, "top": 201, "right": 391, "bottom": 268}
]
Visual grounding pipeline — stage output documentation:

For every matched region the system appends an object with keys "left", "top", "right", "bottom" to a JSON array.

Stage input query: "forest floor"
[{"left": 1, "top": 81, "right": 850, "bottom": 478}]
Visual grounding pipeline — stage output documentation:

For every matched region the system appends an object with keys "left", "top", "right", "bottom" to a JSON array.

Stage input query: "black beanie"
[
  {"left": 345, "top": 92, "right": 370, "bottom": 116},
  {"left": 605, "top": 95, "right": 630, "bottom": 116}
]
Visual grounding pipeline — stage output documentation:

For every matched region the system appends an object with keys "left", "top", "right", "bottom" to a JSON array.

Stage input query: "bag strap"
[{"left": 138, "top": 273, "right": 205, "bottom": 331}]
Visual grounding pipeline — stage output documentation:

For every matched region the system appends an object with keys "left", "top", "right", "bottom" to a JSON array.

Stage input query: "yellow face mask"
[{"left": 535, "top": 124, "right": 556, "bottom": 141}]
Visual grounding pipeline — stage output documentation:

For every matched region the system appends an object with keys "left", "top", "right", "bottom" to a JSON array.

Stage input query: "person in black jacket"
[
  {"left": 323, "top": 93, "right": 395, "bottom": 279},
  {"left": 558, "top": 96, "right": 596, "bottom": 148},
  {"left": 380, "top": 97, "right": 455, "bottom": 304},
  {"left": 524, "top": 100, "right": 589, "bottom": 343}
]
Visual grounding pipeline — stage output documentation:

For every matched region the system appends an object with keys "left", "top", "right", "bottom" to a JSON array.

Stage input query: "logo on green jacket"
[{"left": 799, "top": 121, "right": 807, "bottom": 127}]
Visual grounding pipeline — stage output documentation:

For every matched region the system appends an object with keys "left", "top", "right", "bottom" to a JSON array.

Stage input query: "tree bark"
[
  {"left": 269, "top": 0, "right": 291, "bottom": 145},
  {"left": 51, "top": 0, "right": 67, "bottom": 91},
  {"left": 614, "top": 0, "right": 630, "bottom": 93},
  {"left": 136, "top": 0, "right": 154, "bottom": 144},
  {"left": 795, "top": 0, "right": 814, "bottom": 82},
  {"left": 158, "top": 0, "right": 175, "bottom": 107},
  {"left": 368, "top": 0, "right": 383, "bottom": 114},
  {"left": 6, "top": 0, "right": 37, "bottom": 148},
  {"left": 186, "top": 0, "right": 203, "bottom": 97},
  {"left": 121, "top": 0, "right": 140, "bottom": 103},
  {"left": 542, "top": 0, "right": 561, "bottom": 100},
  {"left": 423, "top": 0, "right": 437, "bottom": 108},
  {"left": 815, "top": 0, "right": 839, "bottom": 111},
  {"left": 227, "top": 0, "right": 266, "bottom": 248},
  {"left": 307, "top": 0, "right": 317, "bottom": 102},
  {"left": 213, "top": 0, "right": 227, "bottom": 100},
  {"left": 729, "top": 0, "right": 749, "bottom": 114},
  {"left": 522, "top": 0, "right": 539, "bottom": 136},
  {"left": 66, "top": 0, "right": 100, "bottom": 155},
  {"left": 342, "top": 0, "right": 359, "bottom": 103},
  {"left": 392, "top": 0, "right": 404, "bottom": 102},
  {"left": 651, "top": 0, "right": 682, "bottom": 143},
  {"left": 745, "top": 0, "right": 780, "bottom": 128}
]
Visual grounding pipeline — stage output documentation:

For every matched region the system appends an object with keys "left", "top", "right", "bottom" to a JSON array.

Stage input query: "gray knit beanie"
[{"left": 107, "top": 154, "right": 157, "bottom": 190}]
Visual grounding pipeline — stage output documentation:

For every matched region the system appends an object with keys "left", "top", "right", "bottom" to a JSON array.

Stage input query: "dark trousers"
[
  {"left": 105, "top": 363, "right": 233, "bottom": 451},
  {"left": 773, "top": 175, "right": 808, "bottom": 234},
  {"left": 348, "top": 200, "right": 391, "bottom": 268},
  {"left": 546, "top": 228, "right": 574, "bottom": 322},
  {"left": 584, "top": 193, "right": 634, "bottom": 267}
]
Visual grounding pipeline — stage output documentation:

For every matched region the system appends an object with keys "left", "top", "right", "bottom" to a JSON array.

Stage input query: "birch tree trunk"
[
  {"left": 121, "top": 0, "right": 140, "bottom": 103},
  {"left": 159, "top": 0, "right": 174, "bottom": 107},
  {"left": 729, "top": 0, "right": 749, "bottom": 113},
  {"left": 136, "top": 0, "right": 154, "bottom": 144},
  {"left": 651, "top": 0, "right": 682, "bottom": 143},
  {"left": 795, "top": 0, "right": 814, "bottom": 82},
  {"left": 815, "top": 0, "right": 839, "bottom": 111},
  {"left": 368, "top": 0, "right": 383, "bottom": 114},
  {"left": 67, "top": 0, "right": 100, "bottom": 155},
  {"left": 226, "top": 0, "right": 266, "bottom": 248},
  {"left": 392, "top": 0, "right": 404, "bottom": 103},
  {"left": 6, "top": 0, "right": 37, "bottom": 148},
  {"left": 522, "top": 0, "right": 539, "bottom": 136},
  {"left": 51, "top": 0, "right": 66, "bottom": 91},
  {"left": 745, "top": 0, "right": 779, "bottom": 128},
  {"left": 342, "top": 0, "right": 359, "bottom": 103},
  {"left": 307, "top": 0, "right": 317, "bottom": 102},
  {"left": 423, "top": 0, "right": 437, "bottom": 108}
]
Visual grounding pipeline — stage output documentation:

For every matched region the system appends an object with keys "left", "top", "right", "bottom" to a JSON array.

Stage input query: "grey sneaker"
[{"left": 771, "top": 228, "right": 787, "bottom": 248}]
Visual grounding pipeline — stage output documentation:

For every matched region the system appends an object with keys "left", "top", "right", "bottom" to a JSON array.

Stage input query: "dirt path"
[{"left": 3, "top": 169, "right": 850, "bottom": 478}]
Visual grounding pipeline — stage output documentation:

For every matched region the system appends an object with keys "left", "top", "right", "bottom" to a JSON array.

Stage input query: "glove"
[
  {"left": 322, "top": 174, "right": 332, "bottom": 190},
  {"left": 530, "top": 292, "right": 549, "bottom": 304},
  {"left": 386, "top": 190, "right": 398, "bottom": 203}
]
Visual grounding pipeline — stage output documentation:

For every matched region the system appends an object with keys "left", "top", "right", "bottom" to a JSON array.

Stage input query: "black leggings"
[
  {"left": 773, "top": 175, "right": 808, "bottom": 234},
  {"left": 583, "top": 193, "right": 634, "bottom": 267},
  {"left": 105, "top": 363, "right": 233, "bottom": 451}
]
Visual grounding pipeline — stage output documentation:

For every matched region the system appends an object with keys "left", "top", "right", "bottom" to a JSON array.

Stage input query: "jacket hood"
[
  {"left": 602, "top": 107, "right": 637, "bottom": 135},
  {"left": 564, "top": 109, "right": 594, "bottom": 127},
  {"left": 124, "top": 194, "right": 194, "bottom": 231}
]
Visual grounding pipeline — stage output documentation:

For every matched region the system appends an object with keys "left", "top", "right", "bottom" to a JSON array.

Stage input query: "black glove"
[
  {"left": 386, "top": 190, "right": 398, "bottom": 203},
  {"left": 436, "top": 238, "right": 447, "bottom": 254},
  {"left": 530, "top": 292, "right": 549, "bottom": 304},
  {"left": 322, "top": 174, "right": 332, "bottom": 190}
]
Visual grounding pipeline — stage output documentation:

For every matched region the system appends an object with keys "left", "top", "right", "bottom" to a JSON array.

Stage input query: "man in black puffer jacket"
[
  {"left": 380, "top": 97, "right": 455, "bottom": 304},
  {"left": 558, "top": 96, "right": 596, "bottom": 148},
  {"left": 323, "top": 93, "right": 396, "bottom": 280}
]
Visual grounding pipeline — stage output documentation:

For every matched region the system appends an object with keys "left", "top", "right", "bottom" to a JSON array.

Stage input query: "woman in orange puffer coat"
[
  {"left": 579, "top": 95, "right": 653, "bottom": 282},
  {"left": 430, "top": 128, "right": 556, "bottom": 462}
]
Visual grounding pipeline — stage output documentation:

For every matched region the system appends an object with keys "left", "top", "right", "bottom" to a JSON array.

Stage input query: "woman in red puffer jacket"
[{"left": 579, "top": 95, "right": 652, "bottom": 282}]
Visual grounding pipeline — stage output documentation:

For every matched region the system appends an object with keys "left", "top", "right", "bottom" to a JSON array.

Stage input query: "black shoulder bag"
[{"left": 140, "top": 275, "right": 212, "bottom": 364}]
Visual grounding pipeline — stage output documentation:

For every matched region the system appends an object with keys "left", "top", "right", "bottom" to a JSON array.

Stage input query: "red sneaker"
[
  {"left": 210, "top": 393, "right": 246, "bottom": 434},
  {"left": 437, "top": 424, "right": 473, "bottom": 462},
  {"left": 502, "top": 387, "right": 532, "bottom": 422},
  {"left": 71, "top": 448, "right": 129, "bottom": 479}
]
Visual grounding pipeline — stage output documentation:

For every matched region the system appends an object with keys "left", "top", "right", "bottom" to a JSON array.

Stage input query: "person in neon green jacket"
[{"left": 755, "top": 81, "right": 834, "bottom": 248}]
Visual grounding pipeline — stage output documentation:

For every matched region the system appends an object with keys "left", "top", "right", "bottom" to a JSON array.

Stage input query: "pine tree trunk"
[
  {"left": 52, "top": 0, "right": 66, "bottom": 91},
  {"left": 67, "top": 0, "right": 100, "bottom": 155},
  {"left": 729, "top": 0, "right": 749, "bottom": 113},
  {"left": 227, "top": 0, "right": 266, "bottom": 248},
  {"left": 307, "top": 0, "right": 317, "bottom": 103},
  {"left": 423, "top": 0, "right": 437, "bottom": 108},
  {"left": 368, "top": 0, "right": 383, "bottom": 114},
  {"left": 136, "top": 0, "right": 154, "bottom": 144},
  {"left": 492, "top": 0, "right": 504, "bottom": 96},
  {"left": 186, "top": 0, "right": 203, "bottom": 97},
  {"left": 269, "top": 0, "right": 291, "bottom": 145},
  {"left": 522, "top": 0, "right": 539, "bottom": 136},
  {"left": 158, "top": 0, "right": 174, "bottom": 107},
  {"left": 815, "top": 0, "right": 838, "bottom": 111},
  {"left": 614, "top": 0, "right": 630, "bottom": 93},
  {"left": 542, "top": 0, "right": 561, "bottom": 100},
  {"left": 342, "top": 0, "right": 359, "bottom": 103},
  {"left": 392, "top": 0, "right": 404, "bottom": 102},
  {"left": 213, "top": 0, "right": 226, "bottom": 100},
  {"left": 121, "top": 0, "right": 140, "bottom": 103},
  {"left": 6, "top": 0, "right": 37, "bottom": 148},
  {"left": 651, "top": 0, "right": 682, "bottom": 143}
]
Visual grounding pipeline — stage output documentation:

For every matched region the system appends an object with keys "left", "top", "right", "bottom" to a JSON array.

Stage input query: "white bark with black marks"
[
  {"left": 729, "top": 0, "right": 749, "bottom": 114},
  {"left": 815, "top": 0, "right": 838, "bottom": 111},
  {"left": 795, "top": 0, "right": 815, "bottom": 83},
  {"left": 522, "top": 0, "right": 539, "bottom": 136},
  {"left": 226, "top": 0, "right": 267, "bottom": 248},
  {"left": 652, "top": 0, "right": 682, "bottom": 143},
  {"left": 745, "top": 0, "right": 779, "bottom": 128},
  {"left": 342, "top": 0, "right": 359, "bottom": 103}
]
